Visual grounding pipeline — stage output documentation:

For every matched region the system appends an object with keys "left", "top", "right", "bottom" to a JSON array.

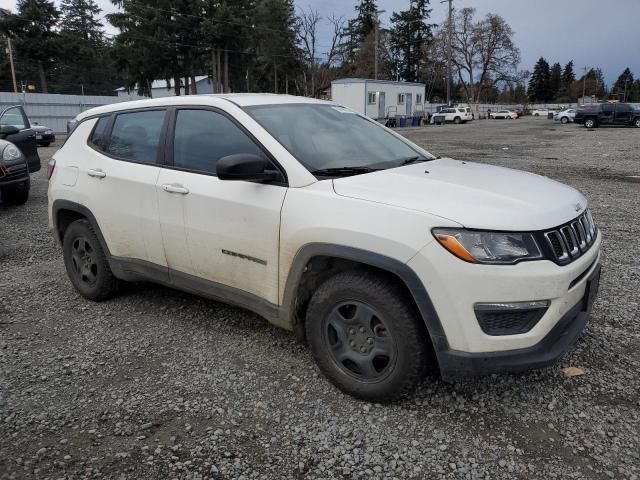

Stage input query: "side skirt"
[{"left": 109, "top": 256, "right": 292, "bottom": 331}]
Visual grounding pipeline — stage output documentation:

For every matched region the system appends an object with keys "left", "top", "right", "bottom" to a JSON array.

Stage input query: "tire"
[
  {"left": 454, "top": 116, "right": 461, "bottom": 124},
  {"left": 561, "top": 117, "right": 569, "bottom": 124},
  {"left": 62, "top": 219, "right": 121, "bottom": 301},
  {"left": 1, "top": 177, "right": 30, "bottom": 205},
  {"left": 305, "top": 270, "right": 429, "bottom": 402},
  {"left": 584, "top": 118, "right": 597, "bottom": 128},
  {"left": 634, "top": 117, "right": 640, "bottom": 128}
]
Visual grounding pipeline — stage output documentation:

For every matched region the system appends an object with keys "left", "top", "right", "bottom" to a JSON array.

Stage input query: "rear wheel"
[
  {"left": 454, "top": 116, "right": 461, "bottom": 124},
  {"left": 1, "top": 177, "right": 30, "bottom": 205},
  {"left": 584, "top": 118, "right": 597, "bottom": 128},
  {"left": 305, "top": 270, "right": 430, "bottom": 402},
  {"left": 62, "top": 219, "right": 121, "bottom": 301}
]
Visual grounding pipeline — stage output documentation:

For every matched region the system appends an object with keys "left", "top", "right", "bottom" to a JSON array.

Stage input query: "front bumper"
[
  {"left": 408, "top": 230, "right": 602, "bottom": 373},
  {"left": 437, "top": 264, "right": 600, "bottom": 377}
]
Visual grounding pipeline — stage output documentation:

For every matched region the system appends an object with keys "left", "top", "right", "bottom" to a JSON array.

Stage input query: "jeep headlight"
[
  {"left": 2, "top": 144, "right": 23, "bottom": 162},
  {"left": 432, "top": 228, "right": 543, "bottom": 264}
]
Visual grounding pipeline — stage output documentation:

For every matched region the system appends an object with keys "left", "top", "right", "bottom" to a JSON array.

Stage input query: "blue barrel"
[
  {"left": 412, "top": 116, "right": 420, "bottom": 126},
  {"left": 399, "top": 117, "right": 407, "bottom": 127}
]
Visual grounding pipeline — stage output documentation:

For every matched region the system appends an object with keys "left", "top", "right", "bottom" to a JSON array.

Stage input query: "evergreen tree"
[
  {"left": 555, "top": 60, "right": 575, "bottom": 101},
  {"left": 0, "top": 0, "right": 60, "bottom": 93},
  {"left": 353, "top": 0, "right": 378, "bottom": 42},
  {"left": 612, "top": 67, "right": 634, "bottom": 101},
  {"left": 389, "top": 0, "right": 433, "bottom": 82},
  {"left": 528, "top": 57, "right": 551, "bottom": 102},
  {"left": 55, "top": 0, "right": 119, "bottom": 94},
  {"left": 549, "top": 62, "right": 562, "bottom": 100}
]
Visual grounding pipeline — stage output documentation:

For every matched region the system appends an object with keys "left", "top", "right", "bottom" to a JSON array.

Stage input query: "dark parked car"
[
  {"left": 0, "top": 105, "right": 41, "bottom": 173},
  {"left": 32, "top": 122, "right": 56, "bottom": 146},
  {"left": 574, "top": 103, "right": 640, "bottom": 128},
  {"left": 0, "top": 139, "right": 30, "bottom": 205}
]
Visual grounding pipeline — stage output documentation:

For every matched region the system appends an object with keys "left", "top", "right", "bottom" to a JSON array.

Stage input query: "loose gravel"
[{"left": 1, "top": 117, "right": 639, "bottom": 479}]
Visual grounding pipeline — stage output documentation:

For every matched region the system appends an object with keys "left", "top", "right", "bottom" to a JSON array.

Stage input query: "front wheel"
[
  {"left": 561, "top": 117, "right": 569, "bottom": 124},
  {"left": 305, "top": 270, "right": 430, "bottom": 402},
  {"left": 634, "top": 118, "right": 640, "bottom": 128},
  {"left": 1, "top": 177, "right": 30, "bottom": 205},
  {"left": 584, "top": 118, "right": 597, "bottom": 128}
]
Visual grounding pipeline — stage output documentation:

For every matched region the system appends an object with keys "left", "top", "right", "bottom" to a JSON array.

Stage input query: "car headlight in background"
[
  {"left": 2, "top": 144, "right": 23, "bottom": 162},
  {"left": 432, "top": 228, "right": 543, "bottom": 264}
]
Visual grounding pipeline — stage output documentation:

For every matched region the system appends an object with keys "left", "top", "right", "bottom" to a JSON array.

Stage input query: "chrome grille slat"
[{"left": 543, "top": 210, "right": 596, "bottom": 265}]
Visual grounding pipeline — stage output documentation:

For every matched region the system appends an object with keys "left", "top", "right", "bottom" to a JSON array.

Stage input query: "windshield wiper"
[
  {"left": 397, "top": 156, "right": 430, "bottom": 166},
  {"left": 311, "top": 166, "right": 378, "bottom": 177}
]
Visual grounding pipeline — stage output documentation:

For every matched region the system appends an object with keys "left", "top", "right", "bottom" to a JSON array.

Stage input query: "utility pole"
[
  {"left": 374, "top": 10, "right": 385, "bottom": 80},
  {"left": 623, "top": 78, "right": 629, "bottom": 102},
  {"left": 6, "top": 37, "right": 17, "bottom": 93},
  {"left": 582, "top": 66, "right": 587, "bottom": 102},
  {"left": 441, "top": 0, "right": 453, "bottom": 105}
]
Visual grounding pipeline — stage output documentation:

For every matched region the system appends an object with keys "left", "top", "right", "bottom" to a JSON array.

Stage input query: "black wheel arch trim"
[{"left": 283, "top": 243, "right": 449, "bottom": 353}]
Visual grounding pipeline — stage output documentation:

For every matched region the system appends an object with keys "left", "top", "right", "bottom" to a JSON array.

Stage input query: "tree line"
[
  {"left": 0, "top": 0, "right": 637, "bottom": 103},
  {"left": 528, "top": 58, "right": 639, "bottom": 103}
]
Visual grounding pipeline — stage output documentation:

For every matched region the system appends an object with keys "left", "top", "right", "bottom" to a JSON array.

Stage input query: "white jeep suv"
[{"left": 48, "top": 94, "right": 602, "bottom": 402}]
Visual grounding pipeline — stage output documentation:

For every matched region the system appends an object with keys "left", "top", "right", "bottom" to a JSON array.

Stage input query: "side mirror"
[
  {"left": 0, "top": 125, "right": 20, "bottom": 138},
  {"left": 217, "top": 154, "right": 280, "bottom": 183}
]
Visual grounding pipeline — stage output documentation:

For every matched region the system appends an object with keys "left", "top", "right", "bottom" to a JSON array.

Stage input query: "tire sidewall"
[
  {"left": 561, "top": 117, "right": 568, "bottom": 124},
  {"left": 306, "top": 274, "right": 426, "bottom": 401},
  {"left": 62, "top": 220, "right": 110, "bottom": 300},
  {"left": 585, "top": 118, "right": 595, "bottom": 128}
]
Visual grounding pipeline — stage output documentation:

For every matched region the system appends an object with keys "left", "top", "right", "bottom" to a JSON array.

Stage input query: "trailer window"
[
  {"left": 368, "top": 92, "right": 377, "bottom": 105},
  {"left": 397, "top": 94, "right": 405, "bottom": 105}
]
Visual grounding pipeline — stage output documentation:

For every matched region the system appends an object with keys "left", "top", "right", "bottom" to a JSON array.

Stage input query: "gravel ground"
[{"left": 1, "top": 117, "right": 638, "bottom": 480}]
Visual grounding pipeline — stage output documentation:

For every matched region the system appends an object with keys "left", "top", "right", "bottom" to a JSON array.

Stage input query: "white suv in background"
[
  {"left": 431, "top": 107, "right": 473, "bottom": 124},
  {"left": 48, "top": 94, "right": 602, "bottom": 402}
]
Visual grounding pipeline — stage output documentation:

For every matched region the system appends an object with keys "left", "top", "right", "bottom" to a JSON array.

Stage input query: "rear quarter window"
[{"left": 89, "top": 116, "right": 111, "bottom": 151}]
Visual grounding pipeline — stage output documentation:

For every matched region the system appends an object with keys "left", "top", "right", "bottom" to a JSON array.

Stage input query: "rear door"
[
  {"left": 614, "top": 104, "right": 632, "bottom": 125},
  {"left": 73, "top": 109, "right": 168, "bottom": 271},
  {"left": 0, "top": 106, "right": 40, "bottom": 172}
]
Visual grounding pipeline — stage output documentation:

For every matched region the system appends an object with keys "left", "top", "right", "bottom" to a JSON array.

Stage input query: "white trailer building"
[{"left": 331, "top": 78, "right": 426, "bottom": 120}]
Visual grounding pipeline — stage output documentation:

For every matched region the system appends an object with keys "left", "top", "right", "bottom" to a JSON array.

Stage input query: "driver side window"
[
  {"left": 173, "top": 109, "right": 264, "bottom": 175},
  {"left": 0, "top": 106, "right": 28, "bottom": 129}
]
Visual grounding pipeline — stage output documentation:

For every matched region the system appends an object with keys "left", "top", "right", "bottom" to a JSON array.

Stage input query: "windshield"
[{"left": 244, "top": 104, "right": 433, "bottom": 174}]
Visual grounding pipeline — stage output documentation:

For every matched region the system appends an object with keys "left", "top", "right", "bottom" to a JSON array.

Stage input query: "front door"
[
  {"left": 599, "top": 104, "right": 614, "bottom": 125},
  {"left": 0, "top": 106, "right": 40, "bottom": 172},
  {"left": 405, "top": 94, "right": 413, "bottom": 116},
  {"left": 378, "top": 92, "right": 386, "bottom": 119},
  {"left": 157, "top": 108, "right": 286, "bottom": 304}
]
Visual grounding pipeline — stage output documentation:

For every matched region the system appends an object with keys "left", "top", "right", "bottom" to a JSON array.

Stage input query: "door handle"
[
  {"left": 87, "top": 168, "right": 106, "bottom": 178},
  {"left": 161, "top": 183, "right": 189, "bottom": 194}
]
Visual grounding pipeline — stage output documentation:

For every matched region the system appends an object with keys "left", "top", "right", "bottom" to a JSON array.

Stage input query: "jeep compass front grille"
[{"left": 542, "top": 210, "right": 596, "bottom": 265}]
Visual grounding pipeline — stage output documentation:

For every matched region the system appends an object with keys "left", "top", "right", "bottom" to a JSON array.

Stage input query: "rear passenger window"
[
  {"left": 108, "top": 110, "right": 166, "bottom": 164},
  {"left": 172, "top": 109, "right": 264, "bottom": 175},
  {"left": 90, "top": 116, "right": 110, "bottom": 151}
]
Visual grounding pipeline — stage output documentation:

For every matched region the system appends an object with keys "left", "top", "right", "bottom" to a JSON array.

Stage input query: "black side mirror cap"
[
  {"left": 217, "top": 154, "right": 280, "bottom": 183},
  {"left": 0, "top": 125, "right": 20, "bottom": 138}
]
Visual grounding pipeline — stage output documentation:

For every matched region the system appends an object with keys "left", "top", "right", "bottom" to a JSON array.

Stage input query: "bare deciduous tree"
[{"left": 431, "top": 8, "right": 520, "bottom": 102}]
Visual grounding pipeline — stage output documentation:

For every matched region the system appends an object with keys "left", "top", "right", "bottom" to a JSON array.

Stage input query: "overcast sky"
[{"left": 1, "top": 0, "right": 637, "bottom": 85}]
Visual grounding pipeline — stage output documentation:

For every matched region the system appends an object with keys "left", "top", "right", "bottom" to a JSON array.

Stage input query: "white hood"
[{"left": 332, "top": 158, "right": 587, "bottom": 231}]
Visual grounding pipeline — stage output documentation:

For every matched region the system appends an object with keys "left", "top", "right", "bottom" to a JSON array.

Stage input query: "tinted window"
[
  {"left": 90, "top": 116, "right": 110, "bottom": 151},
  {"left": 616, "top": 104, "right": 631, "bottom": 113},
  {"left": 601, "top": 104, "right": 614, "bottom": 113},
  {"left": 0, "top": 107, "right": 27, "bottom": 129},
  {"left": 173, "top": 109, "right": 264, "bottom": 174},
  {"left": 108, "top": 110, "right": 165, "bottom": 164}
]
